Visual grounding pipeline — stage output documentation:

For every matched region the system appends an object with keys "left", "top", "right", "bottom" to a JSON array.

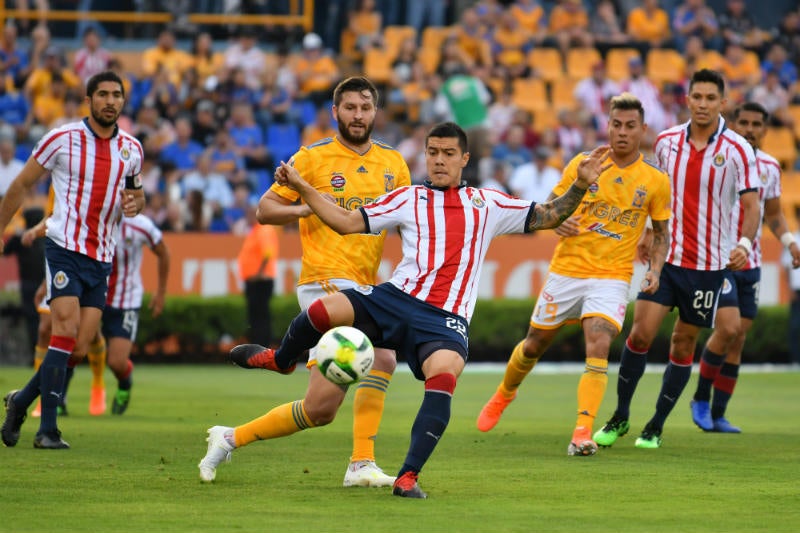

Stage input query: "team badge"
[
  {"left": 471, "top": 196, "right": 486, "bottom": 208},
  {"left": 713, "top": 153, "right": 726, "bottom": 167},
  {"left": 721, "top": 278, "right": 733, "bottom": 295},
  {"left": 53, "top": 270, "right": 69, "bottom": 290},
  {"left": 632, "top": 187, "right": 646, "bottom": 208},
  {"left": 760, "top": 172, "right": 767, "bottom": 185},
  {"left": 588, "top": 182, "right": 599, "bottom": 196},
  {"left": 354, "top": 285, "right": 374, "bottom": 295},
  {"left": 384, "top": 169, "right": 395, "bottom": 192},
  {"left": 120, "top": 147, "right": 130, "bottom": 160},
  {"left": 331, "top": 173, "right": 346, "bottom": 191}
]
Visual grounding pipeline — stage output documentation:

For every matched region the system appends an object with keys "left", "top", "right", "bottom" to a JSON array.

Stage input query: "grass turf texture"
[{"left": 0, "top": 365, "right": 797, "bottom": 532}]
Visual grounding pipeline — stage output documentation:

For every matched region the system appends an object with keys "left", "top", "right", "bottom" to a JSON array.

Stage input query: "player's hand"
[
  {"left": 21, "top": 228, "right": 38, "bottom": 247},
  {"left": 275, "top": 161, "right": 305, "bottom": 190},
  {"left": 640, "top": 270, "right": 660, "bottom": 295},
  {"left": 637, "top": 228, "right": 654, "bottom": 264},
  {"left": 553, "top": 215, "right": 581, "bottom": 237},
  {"left": 121, "top": 192, "right": 138, "bottom": 217},
  {"left": 726, "top": 245, "right": 749, "bottom": 271},
  {"left": 149, "top": 292, "right": 165, "bottom": 318},
  {"left": 790, "top": 242, "right": 800, "bottom": 269},
  {"left": 575, "top": 145, "right": 611, "bottom": 188}
]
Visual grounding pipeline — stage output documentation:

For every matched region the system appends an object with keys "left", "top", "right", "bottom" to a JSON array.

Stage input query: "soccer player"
[
  {"left": 199, "top": 121, "right": 610, "bottom": 498},
  {"left": 689, "top": 102, "right": 800, "bottom": 433},
  {"left": 594, "top": 69, "right": 761, "bottom": 449},
  {"left": 476, "top": 93, "right": 672, "bottom": 456},
  {"left": 0, "top": 70, "right": 144, "bottom": 449},
  {"left": 228, "top": 76, "right": 412, "bottom": 487}
]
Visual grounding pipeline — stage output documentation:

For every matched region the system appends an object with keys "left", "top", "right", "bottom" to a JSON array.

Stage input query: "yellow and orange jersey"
[
  {"left": 270, "top": 136, "right": 411, "bottom": 286},
  {"left": 548, "top": 152, "right": 671, "bottom": 282}
]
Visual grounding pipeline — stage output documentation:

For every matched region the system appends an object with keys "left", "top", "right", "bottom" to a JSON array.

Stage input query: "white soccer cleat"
[
  {"left": 342, "top": 460, "right": 396, "bottom": 487},
  {"left": 198, "top": 426, "right": 234, "bottom": 482}
]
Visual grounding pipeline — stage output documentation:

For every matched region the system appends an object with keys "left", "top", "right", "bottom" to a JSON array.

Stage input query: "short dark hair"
[
  {"left": 332, "top": 76, "right": 379, "bottom": 107},
  {"left": 734, "top": 101, "right": 769, "bottom": 122},
  {"left": 689, "top": 68, "right": 725, "bottom": 95},
  {"left": 425, "top": 122, "right": 468, "bottom": 153},
  {"left": 609, "top": 92, "right": 645, "bottom": 123},
  {"left": 86, "top": 70, "right": 125, "bottom": 98}
]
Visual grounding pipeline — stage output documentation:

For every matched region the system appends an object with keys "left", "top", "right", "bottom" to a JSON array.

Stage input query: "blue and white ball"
[{"left": 315, "top": 326, "right": 375, "bottom": 385}]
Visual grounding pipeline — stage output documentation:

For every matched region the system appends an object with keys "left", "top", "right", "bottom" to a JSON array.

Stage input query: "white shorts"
[
  {"left": 531, "top": 273, "right": 630, "bottom": 332},
  {"left": 297, "top": 278, "right": 365, "bottom": 365}
]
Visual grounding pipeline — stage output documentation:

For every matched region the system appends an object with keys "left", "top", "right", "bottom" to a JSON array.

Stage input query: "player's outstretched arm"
[
  {"left": 257, "top": 190, "right": 313, "bottom": 225},
  {"left": 528, "top": 146, "right": 610, "bottom": 231},
  {"left": 275, "top": 161, "right": 366, "bottom": 235}
]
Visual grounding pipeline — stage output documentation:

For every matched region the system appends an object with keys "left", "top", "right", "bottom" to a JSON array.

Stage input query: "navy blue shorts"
[
  {"left": 637, "top": 263, "right": 726, "bottom": 328},
  {"left": 342, "top": 283, "right": 469, "bottom": 381},
  {"left": 717, "top": 267, "right": 760, "bottom": 320},
  {"left": 45, "top": 238, "right": 112, "bottom": 309},
  {"left": 101, "top": 307, "right": 140, "bottom": 341}
]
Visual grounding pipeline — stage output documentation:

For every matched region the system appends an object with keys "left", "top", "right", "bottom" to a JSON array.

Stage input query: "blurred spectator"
[
  {"left": 160, "top": 115, "right": 205, "bottom": 174},
  {"left": 223, "top": 26, "right": 267, "bottom": 90},
  {"left": 436, "top": 35, "right": 475, "bottom": 80},
  {"left": 25, "top": 23, "right": 51, "bottom": 73},
  {"left": 141, "top": 65, "right": 180, "bottom": 120},
  {"left": 184, "top": 189, "right": 210, "bottom": 232},
  {"left": 142, "top": 28, "right": 193, "bottom": 87},
  {"left": 372, "top": 108, "right": 403, "bottom": 147},
  {"left": 748, "top": 69, "right": 793, "bottom": 127},
  {"left": 508, "top": 146, "right": 561, "bottom": 203},
  {"left": 0, "top": 125, "right": 24, "bottom": 196},
  {"left": 207, "top": 129, "right": 246, "bottom": 185},
  {"left": 474, "top": 0, "right": 504, "bottom": 28},
  {"left": 138, "top": 150, "right": 163, "bottom": 197},
  {"left": 191, "top": 31, "right": 224, "bottom": 88},
  {"left": 547, "top": 0, "right": 593, "bottom": 56},
  {"left": 256, "top": 69, "right": 295, "bottom": 126},
  {"left": 509, "top": 0, "right": 547, "bottom": 44},
  {"left": 182, "top": 151, "right": 235, "bottom": 210},
  {"left": 0, "top": 76, "right": 30, "bottom": 135},
  {"left": 590, "top": 0, "right": 631, "bottom": 58},
  {"left": 226, "top": 182, "right": 256, "bottom": 235},
  {"left": 142, "top": 190, "right": 169, "bottom": 228},
  {"left": 480, "top": 159, "right": 513, "bottom": 195},
  {"left": 507, "top": 108, "right": 540, "bottom": 149},
  {"left": 396, "top": 123, "right": 428, "bottom": 184},
  {"left": 218, "top": 66, "right": 261, "bottom": 108},
  {"left": 192, "top": 98, "right": 219, "bottom": 148},
  {"left": 489, "top": 10, "right": 534, "bottom": 80},
  {"left": 406, "top": 0, "right": 446, "bottom": 35},
  {"left": 573, "top": 60, "right": 620, "bottom": 131},
  {"left": 132, "top": 99, "right": 175, "bottom": 156},
  {"left": 718, "top": 0, "right": 773, "bottom": 54},
  {"left": 0, "top": 22, "right": 30, "bottom": 86},
  {"left": 456, "top": 8, "right": 493, "bottom": 70},
  {"left": 24, "top": 46, "right": 80, "bottom": 105},
  {"left": 293, "top": 32, "right": 340, "bottom": 108},
  {"left": 672, "top": 0, "right": 721, "bottom": 52},
  {"left": 431, "top": 71, "right": 491, "bottom": 132},
  {"left": 620, "top": 56, "right": 669, "bottom": 134},
  {"left": 491, "top": 124, "right": 532, "bottom": 170},
  {"left": 760, "top": 43, "right": 797, "bottom": 89},
  {"left": 348, "top": 0, "right": 383, "bottom": 54},
  {"left": 721, "top": 41, "right": 761, "bottom": 102},
  {"left": 31, "top": 71, "right": 68, "bottom": 127},
  {"left": 301, "top": 106, "right": 336, "bottom": 147},
  {"left": 486, "top": 82, "right": 518, "bottom": 145},
  {"left": 73, "top": 26, "right": 111, "bottom": 85},
  {"left": 660, "top": 82, "right": 688, "bottom": 128},
  {"left": 556, "top": 108, "right": 586, "bottom": 159},
  {"left": 274, "top": 44, "right": 298, "bottom": 99},
  {"left": 626, "top": 0, "right": 672, "bottom": 52},
  {"left": 775, "top": 8, "right": 800, "bottom": 65},
  {"left": 684, "top": 35, "right": 724, "bottom": 74},
  {"left": 227, "top": 100, "right": 270, "bottom": 173}
]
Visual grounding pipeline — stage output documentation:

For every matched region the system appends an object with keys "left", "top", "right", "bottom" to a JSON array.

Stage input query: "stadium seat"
[
  {"left": 605, "top": 48, "right": 640, "bottom": 81},
  {"left": 697, "top": 49, "right": 725, "bottom": 71},
  {"left": 550, "top": 77, "right": 578, "bottom": 111},
  {"left": 421, "top": 25, "right": 453, "bottom": 52},
  {"left": 265, "top": 123, "right": 301, "bottom": 163},
  {"left": 565, "top": 47, "right": 602, "bottom": 80},
  {"left": 783, "top": 172, "right": 800, "bottom": 230},
  {"left": 511, "top": 78, "right": 548, "bottom": 113},
  {"left": 646, "top": 48, "right": 686, "bottom": 86},
  {"left": 532, "top": 107, "right": 558, "bottom": 133},
  {"left": 113, "top": 50, "right": 145, "bottom": 78},
  {"left": 339, "top": 28, "right": 361, "bottom": 62},
  {"left": 291, "top": 99, "right": 318, "bottom": 127},
  {"left": 383, "top": 25, "right": 416, "bottom": 59},
  {"left": 363, "top": 48, "right": 394, "bottom": 84},
  {"left": 527, "top": 48, "right": 564, "bottom": 83},
  {"left": 763, "top": 127, "right": 798, "bottom": 170}
]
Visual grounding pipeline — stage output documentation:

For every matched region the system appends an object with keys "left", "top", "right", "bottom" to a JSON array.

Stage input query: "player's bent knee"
[{"left": 372, "top": 348, "right": 396, "bottom": 374}]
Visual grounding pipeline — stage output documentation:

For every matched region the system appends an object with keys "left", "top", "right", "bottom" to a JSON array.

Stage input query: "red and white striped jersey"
[
  {"left": 361, "top": 183, "right": 534, "bottom": 323},
  {"left": 654, "top": 118, "right": 758, "bottom": 271},
  {"left": 107, "top": 214, "right": 162, "bottom": 310},
  {"left": 36, "top": 119, "right": 143, "bottom": 263},
  {"left": 731, "top": 148, "right": 781, "bottom": 270}
]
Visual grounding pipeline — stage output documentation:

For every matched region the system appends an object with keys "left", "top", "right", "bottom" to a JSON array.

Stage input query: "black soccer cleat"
[
  {"left": 392, "top": 471, "right": 428, "bottom": 499},
  {"left": 33, "top": 430, "right": 70, "bottom": 449},
  {"left": 2, "top": 390, "right": 26, "bottom": 447}
]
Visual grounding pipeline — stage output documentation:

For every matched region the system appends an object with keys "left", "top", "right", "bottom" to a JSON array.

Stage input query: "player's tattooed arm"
[
  {"left": 649, "top": 219, "right": 669, "bottom": 276},
  {"left": 528, "top": 183, "right": 588, "bottom": 230}
]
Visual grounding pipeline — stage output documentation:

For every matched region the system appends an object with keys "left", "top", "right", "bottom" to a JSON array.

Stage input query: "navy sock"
[
  {"left": 40, "top": 352, "right": 70, "bottom": 433},
  {"left": 649, "top": 362, "right": 692, "bottom": 430},
  {"left": 119, "top": 374, "right": 133, "bottom": 391},
  {"left": 274, "top": 310, "right": 325, "bottom": 369},
  {"left": 61, "top": 367, "right": 75, "bottom": 406},
  {"left": 614, "top": 341, "right": 648, "bottom": 420},
  {"left": 13, "top": 367, "right": 42, "bottom": 410},
  {"left": 711, "top": 363, "right": 739, "bottom": 420},
  {"left": 398, "top": 374, "right": 456, "bottom": 477},
  {"left": 693, "top": 347, "right": 725, "bottom": 402}
]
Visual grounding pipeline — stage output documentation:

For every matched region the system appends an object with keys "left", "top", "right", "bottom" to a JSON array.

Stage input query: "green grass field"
[{"left": 0, "top": 364, "right": 798, "bottom": 533}]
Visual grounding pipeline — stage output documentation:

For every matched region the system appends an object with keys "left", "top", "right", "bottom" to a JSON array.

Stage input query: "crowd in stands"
[{"left": 2, "top": 0, "right": 800, "bottom": 238}]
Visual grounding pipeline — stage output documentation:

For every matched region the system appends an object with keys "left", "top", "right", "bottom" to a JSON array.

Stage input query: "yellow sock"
[
  {"left": 350, "top": 369, "right": 391, "bottom": 462},
  {"left": 575, "top": 357, "right": 609, "bottom": 431},
  {"left": 498, "top": 340, "right": 540, "bottom": 398},
  {"left": 87, "top": 335, "right": 107, "bottom": 388},
  {"left": 34, "top": 345, "right": 47, "bottom": 371},
  {"left": 233, "top": 400, "right": 315, "bottom": 447}
]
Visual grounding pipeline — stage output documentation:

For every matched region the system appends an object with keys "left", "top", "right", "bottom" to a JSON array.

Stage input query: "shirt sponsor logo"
[
  {"left": 331, "top": 173, "right": 346, "bottom": 191},
  {"left": 585, "top": 222, "right": 623, "bottom": 240}
]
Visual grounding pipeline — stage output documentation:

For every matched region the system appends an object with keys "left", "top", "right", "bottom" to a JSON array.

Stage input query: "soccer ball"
[{"left": 315, "top": 326, "right": 375, "bottom": 385}]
